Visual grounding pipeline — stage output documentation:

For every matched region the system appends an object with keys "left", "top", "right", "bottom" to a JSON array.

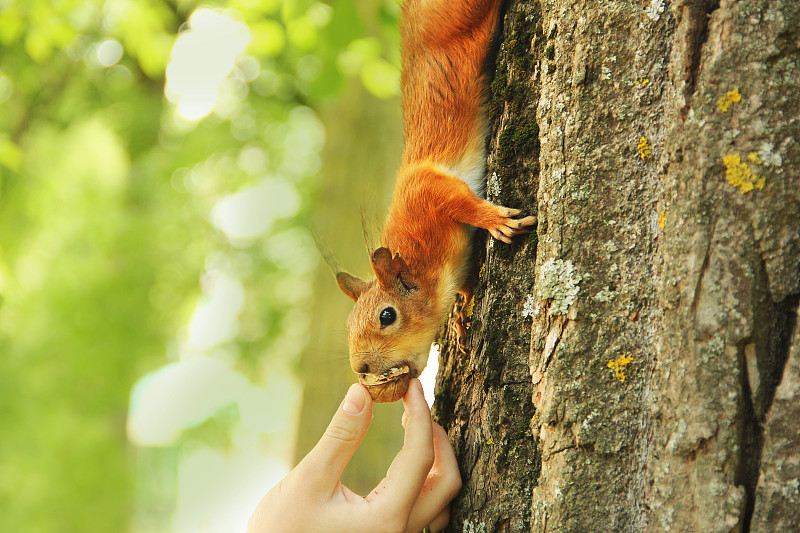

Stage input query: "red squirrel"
[{"left": 336, "top": 0, "right": 535, "bottom": 401}]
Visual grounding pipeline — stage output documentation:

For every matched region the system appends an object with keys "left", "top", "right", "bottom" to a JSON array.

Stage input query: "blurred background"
[{"left": 0, "top": 1, "right": 439, "bottom": 531}]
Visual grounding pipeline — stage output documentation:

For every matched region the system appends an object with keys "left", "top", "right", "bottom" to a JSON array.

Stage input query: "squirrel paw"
[
  {"left": 452, "top": 313, "right": 469, "bottom": 354},
  {"left": 488, "top": 207, "right": 537, "bottom": 244}
]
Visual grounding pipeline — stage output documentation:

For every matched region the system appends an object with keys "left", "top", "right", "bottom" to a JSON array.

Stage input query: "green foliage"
[{"left": 0, "top": 0, "right": 399, "bottom": 531}]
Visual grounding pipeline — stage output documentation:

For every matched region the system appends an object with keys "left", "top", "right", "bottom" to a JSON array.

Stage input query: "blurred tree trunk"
[
  {"left": 433, "top": 1, "right": 800, "bottom": 532},
  {"left": 294, "top": 76, "right": 405, "bottom": 496}
]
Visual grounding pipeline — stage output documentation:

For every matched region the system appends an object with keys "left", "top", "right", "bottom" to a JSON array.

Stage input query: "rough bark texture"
[{"left": 434, "top": 1, "right": 800, "bottom": 532}]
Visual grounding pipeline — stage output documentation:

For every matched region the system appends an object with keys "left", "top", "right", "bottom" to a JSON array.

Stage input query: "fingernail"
[{"left": 343, "top": 384, "right": 367, "bottom": 414}]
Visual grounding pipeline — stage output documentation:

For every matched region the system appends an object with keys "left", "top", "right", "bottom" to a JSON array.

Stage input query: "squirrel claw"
[
  {"left": 489, "top": 227, "right": 512, "bottom": 243},
  {"left": 453, "top": 314, "right": 469, "bottom": 353},
  {"left": 489, "top": 210, "right": 537, "bottom": 244}
]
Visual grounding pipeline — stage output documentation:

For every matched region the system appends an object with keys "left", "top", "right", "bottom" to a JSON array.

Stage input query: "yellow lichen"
[
  {"left": 747, "top": 152, "right": 762, "bottom": 165},
  {"left": 658, "top": 209, "right": 666, "bottom": 230},
  {"left": 717, "top": 88, "right": 742, "bottom": 112},
  {"left": 637, "top": 137, "right": 651, "bottom": 160},
  {"left": 465, "top": 295, "right": 475, "bottom": 319},
  {"left": 607, "top": 353, "right": 633, "bottom": 382},
  {"left": 486, "top": 437, "right": 494, "bottom": 445},
  {"left": 723, "top": 153, "right": 765, "bottom": 193}
]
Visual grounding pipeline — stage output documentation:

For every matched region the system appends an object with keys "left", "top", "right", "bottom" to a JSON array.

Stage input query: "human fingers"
[
  {"left": 428, "top": 507, "right": 450, "bottom": 533},
  {"left": 404, "top": 422, "right": 462, "bottom": 533},
  {"left": 366, "top": 379, "right": 434, "bottom": 513},
  {"left": 293, "top": 384, "right": 373, "bottom": 492}
]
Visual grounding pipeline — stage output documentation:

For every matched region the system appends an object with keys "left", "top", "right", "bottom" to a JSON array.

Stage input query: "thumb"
[{"left": 296, "top": 384, "right": 373, "bottom": 488}]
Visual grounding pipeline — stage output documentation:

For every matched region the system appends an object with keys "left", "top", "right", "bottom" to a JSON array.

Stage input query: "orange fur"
[
  {"left": 400, "top": 0, "right": 499, "bottom": 166},
  {"left": 337, "top": 0, "right": 536, "bottom": 382}
]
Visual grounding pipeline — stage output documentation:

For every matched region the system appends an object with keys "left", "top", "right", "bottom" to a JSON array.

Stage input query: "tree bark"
[{"left": 433, "top": 1, "right": 800, "bottom": 532}]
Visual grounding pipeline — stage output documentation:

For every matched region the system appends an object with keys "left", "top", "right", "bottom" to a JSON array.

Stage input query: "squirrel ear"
[
  {"left": 336, "top": 272, "right": 367, "bottom": 302},
  {"left": 370, "top": 247, "right": 413, "bottom": 291}
]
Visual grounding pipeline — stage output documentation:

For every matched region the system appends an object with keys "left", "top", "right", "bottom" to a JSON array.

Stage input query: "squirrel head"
[{"left": 336, "top": 247, "right": 438, "bottom": 379}]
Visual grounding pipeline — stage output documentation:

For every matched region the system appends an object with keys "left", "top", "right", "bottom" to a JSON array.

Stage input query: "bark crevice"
[
  {"left": 736, "top": 338, "right": 762, "bottom": 533},
  {"left": 680, "top": 0, "right": 720, "bottom": 115},
  {"left": 766, "top": 28, "right": 800, "bottom": 69},
  {"left": 757, "top": 293, "right": 800, "bottom": 420},
  {"left": 689, "top": 215, "right": 717, "bottom": 318},
  {"left": 738, "top": 285, "right": 799, "bottom": 532}
]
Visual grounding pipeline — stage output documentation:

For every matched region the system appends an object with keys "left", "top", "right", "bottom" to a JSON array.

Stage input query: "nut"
[
  {"left": 358, "top": 365, "right": 411, "bottom": 403},
  {"left": 362, "top": 374, "right": 411, "bottom": 403}
]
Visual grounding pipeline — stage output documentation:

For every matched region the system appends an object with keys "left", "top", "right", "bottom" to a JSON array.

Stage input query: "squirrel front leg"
[{"left": 427, "top": 168, "right": 537, "bottom": 243}]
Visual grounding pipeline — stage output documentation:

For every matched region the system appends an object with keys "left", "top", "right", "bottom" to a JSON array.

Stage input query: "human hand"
[{"left": 247, "top": 378, "right": 461, "bottom": 533}]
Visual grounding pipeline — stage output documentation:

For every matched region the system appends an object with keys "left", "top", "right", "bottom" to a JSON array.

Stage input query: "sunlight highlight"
[
  {"left": 165, "top": 8, "right": 250, "bottom": 120},
  {"left": 188, "top": 270, "right": 245, "bottom": 349},
  {"left": 127, "top": 358, "right": 247, "bottom": 446},
  {"left": 419, "top": 343, "right": 440, "bottom": 408},
  {"left": 173, "top": 445, "right": 288, "bottom": 533},
  {"left": 211, "top": 178, "right": 301, "bottom": 242}
]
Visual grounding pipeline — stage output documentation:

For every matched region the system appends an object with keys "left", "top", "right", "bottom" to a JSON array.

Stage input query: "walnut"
[{"left": 358, "top": 365, "right": 411, "bottom": 403}]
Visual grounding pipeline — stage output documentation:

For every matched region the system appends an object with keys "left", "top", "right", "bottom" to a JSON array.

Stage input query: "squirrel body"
[{"left": 337, "top": 0, "right": 535, "bottom": 387}]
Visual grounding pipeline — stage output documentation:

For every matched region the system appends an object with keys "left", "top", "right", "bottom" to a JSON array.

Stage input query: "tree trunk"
[
  {"left": 433, "top": 1, "right": 800, "bottom": 532},
  {"left": 295, "top": 77, "right": 405, "bottom": 497}
]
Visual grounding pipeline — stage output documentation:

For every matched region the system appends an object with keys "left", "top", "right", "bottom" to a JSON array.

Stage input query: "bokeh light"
[{"left": 165, "top": 9, "right": 250, "bottom": 120}]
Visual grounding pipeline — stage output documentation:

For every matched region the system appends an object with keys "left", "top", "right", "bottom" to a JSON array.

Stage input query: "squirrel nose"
[{"left": 355, "top": 362, "right": 370, "bottom": 374}]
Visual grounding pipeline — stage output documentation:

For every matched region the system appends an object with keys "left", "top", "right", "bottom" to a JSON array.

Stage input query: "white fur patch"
[{"left": 440, "top": 149, "right": 487, "bottom": 198}]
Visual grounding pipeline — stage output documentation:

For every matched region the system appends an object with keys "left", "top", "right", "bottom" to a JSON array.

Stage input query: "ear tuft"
[{"left": 336, "top": 272, "right": 367, "bottom": 302}]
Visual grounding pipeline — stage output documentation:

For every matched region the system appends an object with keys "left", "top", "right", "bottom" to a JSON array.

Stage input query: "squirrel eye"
[{"left": 379, "top": 307, "right": 397, "bottom": 328}]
